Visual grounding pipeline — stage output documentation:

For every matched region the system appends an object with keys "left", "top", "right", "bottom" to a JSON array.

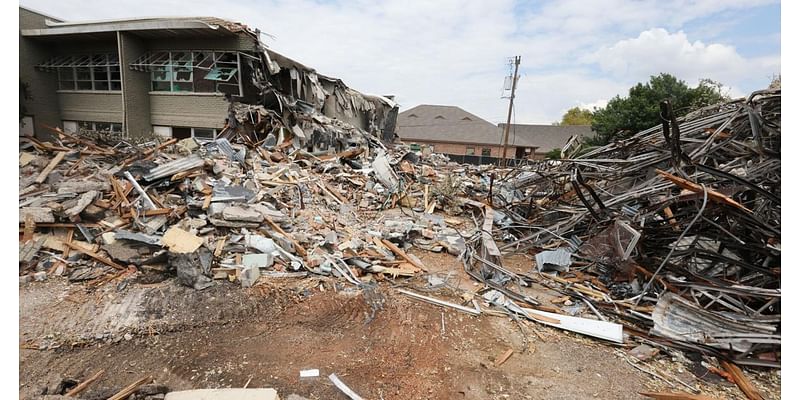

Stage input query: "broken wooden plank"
[
  {"left": 639, "top": 392, "right": 716, "bottom": 400},
  {"left": 162, "top": 226, "right": 203, "bottom": 253},
  {"left": 214, "top": 237, "right": 227, "bottom": 257},
  {"left": 381, "top": 239, "right": 427, "bottom": 272},
  {"left": 720, "top": 360, "right": 764, "bottom": 400},
  {"left": 22, "top": 215, "right": 35, "bottom": 243},
  {"left": 107, "top": 376, "right": 153, "bottom": 400},
  {"left": 121, "top": 138, "right": 178, "bottom": 166},
  {"left": 265, "top": 217, "right": 307, "bottom": 257},
  {"left": 494, "top": 348, "right": 514, "bottom": 367},
  {"left": 63, "top": 241, "right": 124, "bottom": 270},
  {"left": 397, "top": 288, "right": 480, "bottom": 316},
  {"left": 35, "top": 151, "right": 66, "bottom": 183},
  {"left": 65, "top": 369, "right": 104, "bottom": 397},
  {"left": 656, "top": 169, "right": 751, "bottom": 213}
]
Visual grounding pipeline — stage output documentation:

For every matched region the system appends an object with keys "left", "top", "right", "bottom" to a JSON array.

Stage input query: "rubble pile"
[
  {"left": 19, "top": 89, "right": 780, "bottom": 397},
  {"left": 467, "top": 89, "right": 780, "bottom": 368}
]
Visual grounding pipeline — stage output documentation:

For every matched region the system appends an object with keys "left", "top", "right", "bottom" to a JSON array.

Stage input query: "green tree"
[
  {"left": 589, "top": 73, "right": 729, "bottom": 145},
  {"left": 544, "top": 148, "right": 562, "bottom": 159},
  {"left": 555, "top": 107, "right": 593, "bottom": 126}
]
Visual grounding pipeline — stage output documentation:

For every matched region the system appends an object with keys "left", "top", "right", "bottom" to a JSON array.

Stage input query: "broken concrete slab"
[
  {"left": 64, "top": 190, "right": 98, "bottom": 217},
  {"left": 222, "top": 205, "right": 263, "bottom": 223},
  {"left": 19, "top": 207, "right": 55, "bottom": 223},
  {"left": 240, "top": 265, "right": 260, "bottom": 288},
  {"left": 242, "top": 253, "right": 273, "bottom": 269},
  {"left": 164, "top": 388, "right": 279, "bottom": 400},
  {"left": 170, "top": 248, "right": 213, "bottom": 290}
]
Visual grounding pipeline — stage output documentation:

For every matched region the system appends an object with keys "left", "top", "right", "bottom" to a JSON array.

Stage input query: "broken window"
[
  {"left": 131, "top": 50, "right": 250, "bottom": 95},
  {"left": 481, "top": 148, "right": 492, "bottom": 157},
  {"left": 75, "top": 121, "right": 123, "bottom": 134},
  {"left": 466, "top": 147, "right": 475, "bottom": 155},
  {"left": 38, "top": 54, "right": 121, "bottom": 92}
]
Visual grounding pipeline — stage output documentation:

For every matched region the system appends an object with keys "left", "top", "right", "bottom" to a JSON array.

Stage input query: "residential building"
[
  {"left": 19, "top": 6, "right": 397, "bottom": 144},
  {"left": 395, "top": 104, "right": 591, "bottom": 163}
]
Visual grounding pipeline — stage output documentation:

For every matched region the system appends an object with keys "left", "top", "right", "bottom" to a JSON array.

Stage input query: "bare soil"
[{"left": 19, "top": 250, "right": 780, "bottom": 399}]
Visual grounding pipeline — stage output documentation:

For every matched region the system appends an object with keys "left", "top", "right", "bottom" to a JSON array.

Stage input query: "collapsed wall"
[{"left": 218, "top": 25, "right": 399, "bottom": 154}]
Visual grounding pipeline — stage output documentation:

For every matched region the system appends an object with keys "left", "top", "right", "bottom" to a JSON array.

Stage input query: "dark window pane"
[
  {"left": 58, "top": 80, "right": 75, "bottom": 90},
  {"left": 58, "top": 68, "right": 74, "bottom": 81},
  {"left": 75, "top": 67, "right": 91, "bottom": 80},
  {"left": 95, "top": 122, "right": 111, "bottom": 131},
  {"left": 76, "top": 81, "right": 92, "bottom": 90},
  {"left": 94, "top": 81, "right": 110, "bottom": 90},
  {"left": 110, "top": 81, "right": 122, "bottom": 91},
  {"left": 174, "top": 68, "right": 192, "bottom": 82},
  {"left": 109, "top": 66, "right": 121, "bottom": 80},
  {"left": 78, "top": 121, "right": 93, "bottom": 130},
  {"left": 152, "top": 81, "right": 171, "bottom": 91},
  {"left": 193, "top": 128, "right": 215, "bottom": 138},
  {"left": 193, "top": 70, "right": 215, "bottom": 92},
  {"left": 93, "top": 67, "right": 108, "bottom": 81},
  {"left": 152, "top": 67, "right": 170, "bottom": 81},
  {"left": 172, "top": 82, "right": 193, "bottom": 92},
  {"left": 172, "top": 127, "right": 191, "bottom": 139},
  {"left": 111, "top": 123, "right": 123, "bottom": 132}
]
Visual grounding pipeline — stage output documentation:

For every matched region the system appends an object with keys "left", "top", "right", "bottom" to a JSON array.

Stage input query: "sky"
[{"left": 19, "top": 0, "right": 781, "bottom": 124}]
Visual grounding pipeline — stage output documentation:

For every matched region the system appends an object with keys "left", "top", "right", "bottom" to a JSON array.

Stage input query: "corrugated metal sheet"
[{"left": 143, "top": 155, "right": 204, "bottom": 181}]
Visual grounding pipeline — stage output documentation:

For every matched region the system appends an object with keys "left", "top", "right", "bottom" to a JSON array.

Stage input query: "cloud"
[
  {"left": 19, "top": 0, "right": 780, "bottom": 123},
  {"left": 588, "top": 28, "right": 780, "bottom": 89}
]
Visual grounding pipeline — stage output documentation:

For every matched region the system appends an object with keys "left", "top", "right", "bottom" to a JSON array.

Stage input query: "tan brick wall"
[
  {"left": 149, "top": 93, "right": 228, "bottom": 128},
  {"left": 58, "top": 92, "right": 123, "bottom": 123},
  {"left": 407, "top": 140, "right": 504, "bottom": 157}
]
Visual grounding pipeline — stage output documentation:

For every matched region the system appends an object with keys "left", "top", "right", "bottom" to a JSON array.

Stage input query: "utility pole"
[{"left": 500, "top": 56, "right": 521, "bottom": 168}]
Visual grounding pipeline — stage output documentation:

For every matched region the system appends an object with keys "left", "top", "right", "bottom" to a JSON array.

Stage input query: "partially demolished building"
[{"left": 19, "top": 6, "right": 398, "bottom": 151}]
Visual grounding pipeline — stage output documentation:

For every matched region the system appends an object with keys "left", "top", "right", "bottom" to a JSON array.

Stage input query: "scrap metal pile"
[{"left": 469, "top": 89, "right": 780, "bottom": 368}]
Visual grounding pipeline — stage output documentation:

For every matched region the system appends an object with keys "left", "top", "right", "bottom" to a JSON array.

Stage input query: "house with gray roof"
[{"left": 396, "top": 104, "right": 592, "bottom": 163}]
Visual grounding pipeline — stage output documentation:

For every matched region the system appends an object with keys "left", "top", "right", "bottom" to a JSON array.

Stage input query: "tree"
[
  {"left": 555, "top": 107, "right": 593, "bottom": 126},
  {"left": 589, "top": 73, "right": 730, "bottom": 145},
  {"left": 544, "top": 148, "right": 562, "bottom": 159}
]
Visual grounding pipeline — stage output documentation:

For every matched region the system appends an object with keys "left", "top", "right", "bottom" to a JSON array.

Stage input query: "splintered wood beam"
[
  {"left": 35, "top": 151, "right": 66, "bottom": 183},
  {"left": 107, "top": 376, "right": 153, "bottom": 400},
  {"left": 63, "top": 241, "right": 124, "bottom": 270},
  {"left": 65, "top": 369, "right": 104, "bottom": 397},
  {"left": 381, "top": 239, "right": 427, "bottom": 272},
  {"left": 656, "top": 169, "right": 751, "bottom": 213}
]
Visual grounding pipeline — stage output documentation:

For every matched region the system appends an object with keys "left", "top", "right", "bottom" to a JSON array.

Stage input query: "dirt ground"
[{"left": 19, "top": 249, "right": 780, "bottom": 400}]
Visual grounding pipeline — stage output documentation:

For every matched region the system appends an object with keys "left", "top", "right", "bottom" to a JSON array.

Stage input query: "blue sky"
[{"left": 20, "top": 0, "right": 781, "bottom": 124}]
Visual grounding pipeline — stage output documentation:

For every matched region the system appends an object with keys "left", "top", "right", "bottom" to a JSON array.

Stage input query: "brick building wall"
[
  {"left": 58, "top": 92, "right": 123, "bottom": 123},
  {"left": 20, "top": 8, "right": 61, "bottom": 138},
  {"left": 407, "top": 140, "right": 504, "bottom": 157},
  {"left": 119, "top": 32, "right": 152, "bottom": 137},
  {"left": 149, "top": 93, "right": 228, "bottom": 128}
]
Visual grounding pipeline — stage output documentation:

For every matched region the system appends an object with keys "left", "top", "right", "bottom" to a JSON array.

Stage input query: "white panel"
[
  {"left": 62, "top": 120, "right": 78, "bottom": 133},
  {"left": 153, "top": 125, "right": 172, "bottom": 138},
  {"left": 19, "top": 117, "right": 34, "bottom": 137}
]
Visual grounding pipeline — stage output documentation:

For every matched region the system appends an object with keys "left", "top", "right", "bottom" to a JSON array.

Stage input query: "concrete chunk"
[
  {"left": 222, "top": 205, "right": 263, "bottom": 223},
  {"left": 164, "top": 388, "right": 280, "bottom": 400},
  {"left": 19, "top": 207, "right": 55, "bottom": 223}
]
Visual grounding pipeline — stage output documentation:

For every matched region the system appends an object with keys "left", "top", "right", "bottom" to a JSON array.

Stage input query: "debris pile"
[
  {"left": 467, "top": 89, "right": 780, "bottom": 368},
  {"left": 19, "top": 89, "right": 780, "bottom": 398}
]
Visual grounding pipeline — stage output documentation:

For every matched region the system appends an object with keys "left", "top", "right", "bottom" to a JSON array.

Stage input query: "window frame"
[
  {"left": 147, "top": 50, "right": 243, "bottom": 95},
  {"left": 55, "top": 54, "right": 121, "bottom": 92},
  {"left": 466, "top": 147, "right": 475, "bottom": 156}
]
